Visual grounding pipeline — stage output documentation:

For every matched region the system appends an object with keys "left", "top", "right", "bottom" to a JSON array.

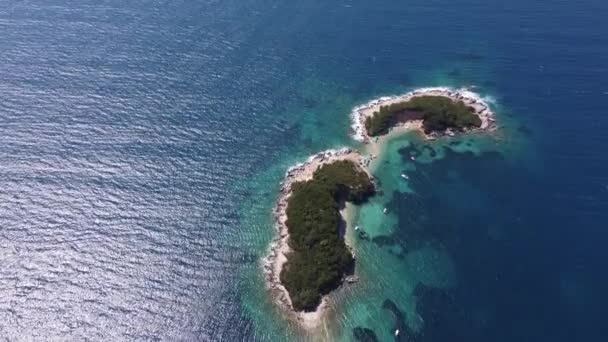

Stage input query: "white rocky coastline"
[{"left": 351, "top": 87, "right": 498, "bottom": 142}]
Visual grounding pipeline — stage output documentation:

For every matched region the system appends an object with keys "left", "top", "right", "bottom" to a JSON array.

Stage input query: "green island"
[
  {"left": 280, "top": 160, "right": 375, "bottom": 311},
  {"left": 364, "top": 95, "right": 482, "bottom": 136}
]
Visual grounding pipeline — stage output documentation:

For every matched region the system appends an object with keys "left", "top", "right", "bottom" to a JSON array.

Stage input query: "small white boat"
[
  {"left": 383, "top": 208, "right": 388, "bottom": 214},
  {"left": 354, "top": 226, "right": 359, "bottom": 231},
  {"left": 395, "top": 329, "right": 400, "bottom": 336},
  {"left": 401, "top": 173, "right": 409, "bottom": 180},
  {"left": 410, "top": 156, "right": 416, "bottom": 161}
]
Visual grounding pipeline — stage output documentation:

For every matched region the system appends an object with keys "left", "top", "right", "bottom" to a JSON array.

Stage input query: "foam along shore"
[
  {"left": 263, "top": 148, "right": 372, "bottom": 329},
  {"left": 350, "top": 87, "right": 498, "bottom": 142}
]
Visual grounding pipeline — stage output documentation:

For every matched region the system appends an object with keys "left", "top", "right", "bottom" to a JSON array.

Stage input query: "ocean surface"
[{"left": 1, "top": 0, "right": 607, "bottom": 341}]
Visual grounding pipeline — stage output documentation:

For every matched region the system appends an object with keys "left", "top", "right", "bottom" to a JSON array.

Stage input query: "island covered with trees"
[
  {"left": 350, "top": 87, "right": 496, "bottom": 142},
  {"left": 280, "top": 160, "right": 375, "bottom": 311},
  {"left": 364, "top": 95, "right": 482, "bottom": 136}
]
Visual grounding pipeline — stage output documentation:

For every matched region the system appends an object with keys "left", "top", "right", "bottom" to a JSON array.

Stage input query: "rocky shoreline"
[
  {"left": 351, "top": 87, "right": 498, "bottom": 142},
  {"left": 263, "top": 148, "right": 370, "bottom": 329}
]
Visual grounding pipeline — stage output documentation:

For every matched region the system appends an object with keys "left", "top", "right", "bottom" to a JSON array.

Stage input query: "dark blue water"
[
  {"left": 0, "top": 0, "right": 607, "bottom": 340},
  {"left": 383, "top": 143, "right": 607, "bottom": 341}
]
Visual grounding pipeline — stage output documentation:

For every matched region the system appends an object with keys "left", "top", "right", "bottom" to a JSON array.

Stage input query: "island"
[
  {"left": 281, "top": 159, "right": 375, "bottom": 311},
  {"left": 352, "top": 87, "right": 497, "bottom": 142},
  {"left": 264, "top": 87, "right": 497, "bottom": 329},
  {"left": 365, "top": 95, "right": 481, "bottom": 136},
  {"left": 264, "top": 149, "right": 375, "bottom": 328}
]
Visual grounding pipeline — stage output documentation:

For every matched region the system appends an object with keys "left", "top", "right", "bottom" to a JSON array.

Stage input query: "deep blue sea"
[{"left": 1, "top": 0, "right": 607, "bottom": 341}]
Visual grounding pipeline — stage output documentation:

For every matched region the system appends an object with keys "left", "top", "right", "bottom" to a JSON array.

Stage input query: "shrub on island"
[
  {"left": 364, "top": 95, "right": 482, "bottom": 136},
  {"left": 280, "top": 160, "right": 374, "bottom": 311}
]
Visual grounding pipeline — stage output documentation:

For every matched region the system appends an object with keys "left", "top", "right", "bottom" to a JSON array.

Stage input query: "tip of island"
[{"left": 263, "top": 86, "right": 498, "bottom": 329}]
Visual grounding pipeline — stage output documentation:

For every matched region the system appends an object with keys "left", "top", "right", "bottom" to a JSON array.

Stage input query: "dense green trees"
[
  {"left": 280, "top": 160, "right": 375, "bottom": 311},
  {"left": 364, "top": 95, "right": 482, "bottom": 136}
]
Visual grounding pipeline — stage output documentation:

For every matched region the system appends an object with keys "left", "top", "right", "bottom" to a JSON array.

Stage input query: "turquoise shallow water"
[{"left": 2, "top": 0, "right": 608, "bottom": 341}]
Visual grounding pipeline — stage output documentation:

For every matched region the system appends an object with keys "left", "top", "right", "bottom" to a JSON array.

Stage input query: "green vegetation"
[
  {"left": 280, "top": 160, "right": 375, "bottom": 311},
  {"left": 364, "top": 95, "right": 482, "bottom": 136}
]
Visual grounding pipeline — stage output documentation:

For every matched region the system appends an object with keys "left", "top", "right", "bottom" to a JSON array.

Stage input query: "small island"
[
  {"left": 281, "top": 160, "right": 374, "bottom": 311},
  {"left": 352, "top": 87, "right": 497, "bottom": 142},
  {"left": 365, "top": 95, "right": 482, "bottom": 136},
  {"left": 264, "top": 149, "right": 375, "bottom": 327},
  {"left": 265, "top": 87, "right": 497, "bottom": 329}
]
